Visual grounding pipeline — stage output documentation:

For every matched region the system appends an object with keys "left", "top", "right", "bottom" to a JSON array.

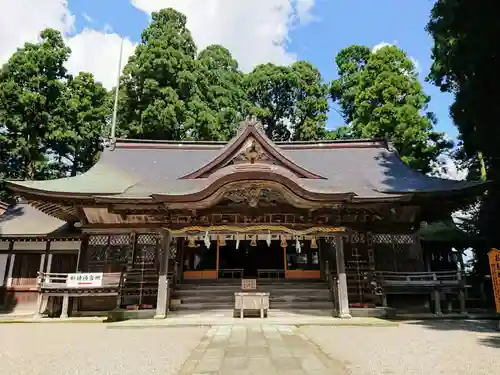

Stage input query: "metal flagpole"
[{"left": 109, "top": 38, "right": 124, "bottom": 147}]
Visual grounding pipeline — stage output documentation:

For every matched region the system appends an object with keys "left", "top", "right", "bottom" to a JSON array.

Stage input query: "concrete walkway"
[{"left": 176, "top": 324, "right": 349, "bottom": 375}]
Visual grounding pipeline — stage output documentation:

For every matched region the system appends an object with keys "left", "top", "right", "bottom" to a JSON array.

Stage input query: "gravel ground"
[
  {"left": 301, "top": 320, "right": 500, "bottom": 375},
  {"left": 0, "top": 324, "right": 208, "bottom": 375}
]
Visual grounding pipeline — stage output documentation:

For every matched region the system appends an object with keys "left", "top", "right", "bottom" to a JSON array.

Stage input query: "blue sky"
[{"left": 66, "top": 0, "right": 456, "bottom": 140}]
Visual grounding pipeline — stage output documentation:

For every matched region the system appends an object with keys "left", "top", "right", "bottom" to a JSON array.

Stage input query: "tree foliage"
[
  {"left": 331, "top": 44, "right": 452, "bottom": 173},
  {"left": 0, "top": 29, "right": 109, "bottom": 199},
  {"left": 245, "top": 62, "right": 329, "bottom": 141},
  {"left": 0, "top": 29, "right": 70, "bottom": 181},
  {"left": 427, "top": 0, "right": 500, "bottom": 271},
  {"left": 50, "top": 72, "right": 109, "bottom": 176},
  {"left": 117, "top": 8, "right": 197, "bottom": 140},
  {"left": 186, "top": 45, "right": 247, "bottom": 141}
]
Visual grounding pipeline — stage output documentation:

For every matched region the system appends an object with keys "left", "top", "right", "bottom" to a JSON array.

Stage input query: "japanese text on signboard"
[
  {"left": 241, "top": 279, "right": 257, "bottom": 291},
  {"left": 66, "top": 273, "right": 103, "bottom": 288},
  {"left": 488, "top": 249, "right": 500, "bottom": 313}
]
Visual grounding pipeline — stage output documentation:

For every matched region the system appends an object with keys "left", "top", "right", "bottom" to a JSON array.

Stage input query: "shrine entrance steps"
[{"left": 171, "top": 279, "right": 333, "bottom": 312}]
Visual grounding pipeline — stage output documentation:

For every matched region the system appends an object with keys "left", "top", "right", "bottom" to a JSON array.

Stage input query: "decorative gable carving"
[
  {"left": 232, "top": 137, "right": 275, "bottom": 165},
  {"left": 180, "top": 118, "right": 325, "bottom": 180}
]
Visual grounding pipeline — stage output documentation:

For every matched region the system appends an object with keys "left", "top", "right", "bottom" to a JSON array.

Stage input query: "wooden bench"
[
  {"left": 257, "top": 269, "right": 285, "bottom": 279},
  {"left": 218, "top": 268, "right": 244, "bottom": 279},
  {"left": 375, "top": 271, "right": 467, "bottom": 314}
]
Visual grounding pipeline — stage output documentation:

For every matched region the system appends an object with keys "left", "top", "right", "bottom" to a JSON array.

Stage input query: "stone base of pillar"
[
  {"left": 338, "top": 313, "right": 352, "bottom": 319},
  {"left": 154, "top": 314, "right": 166, "bottom": 320}
]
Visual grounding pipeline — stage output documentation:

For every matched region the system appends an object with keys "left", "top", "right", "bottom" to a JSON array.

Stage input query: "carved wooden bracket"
[{"left": 224, "top": 184, "right": 283, "bottom": 207}]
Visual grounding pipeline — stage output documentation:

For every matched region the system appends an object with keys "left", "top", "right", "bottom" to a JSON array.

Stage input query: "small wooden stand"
[{"left": 234, "top": 279, "right": 269, "bottom": 318}]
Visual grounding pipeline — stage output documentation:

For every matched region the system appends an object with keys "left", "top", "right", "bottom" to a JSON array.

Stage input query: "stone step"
[
  {"left": 176, "top": 283, "right": 328, "bottom": 291},
  {"left": 174, "top": 290, "right": 330, "bottom": 298},
  {"left": 172, "top": 301, "right": 334, "bottom": 311},
  {"left": 173, "top": 290, "right": 330, "bottom": 299}
]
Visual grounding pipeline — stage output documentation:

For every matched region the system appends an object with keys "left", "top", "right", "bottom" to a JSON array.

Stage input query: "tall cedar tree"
[
  {"left": 427, "top": 0, "right": 500, "bottom": 273},
  {"left": 0, "top": 29, "right": 109, "bottom": 200},
  {"left": 186, "top": 45, "right": 248, "bottom": 141},
  {"left": 0, "top": 29, "right": 70, "bottom": 182},
  {"left": 331, "top": 44, "right": 452, "bottom": 174},
  {"left": 117, "top": 8, "right": 197, "bottom": 140},
  {"left": 245, "top": 62, "right": 329, "bottom": 141}
]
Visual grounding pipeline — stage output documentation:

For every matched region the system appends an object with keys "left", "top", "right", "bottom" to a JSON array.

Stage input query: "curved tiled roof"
[
  {"left": 0, "top": 202, "right": 67, "bottom": 237},
  {"left": 6, "top": 121, "right": 486, "bottom": 203}
]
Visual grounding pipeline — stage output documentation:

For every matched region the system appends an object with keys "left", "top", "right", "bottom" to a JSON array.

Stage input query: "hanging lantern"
[
  {"left": 266, "top": 231, "right": 272, "bottom": 247},
  {"left": 204, "top": 231, "right": 211, "bottom": 249},
  {"left": 187, "top": 237, "right": 196, "bottom": 248},
  {"left": 218, "top": 235, "right": 226, "bottom": 247},
  {"left": 280, "top": 235, "right": 287, "bottom": 248},
  {"left": 295, "top": 237, "right": 301, "bottom": 254},
  {"left": 235, "top": 235, "right": 240, "bottom": 250},
  {"left": 250, "top": 235, "right": 257, "bottom": 247},
  {"left": 310, "top": 236, "right": 318, "bottom": 249}
]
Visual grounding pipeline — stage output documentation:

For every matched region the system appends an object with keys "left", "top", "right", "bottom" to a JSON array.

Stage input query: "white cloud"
[
  {"left": 130, "top": 0, "right": 316, "bottom": 72},
  {"left": 0, "top": 0, "right": 75, "bottom": 63},
  {"left": 0, "top": 0, "right": 133, "bottom": 89},
  {"left": 372, "top": 40, "right": 421, "bottom": 75},
  {"left": 66, "top": 30, "right": 136, "bottom": 89},
  {"left": 372, "top": 41, "right": 395, "bottom": 53},
  {"left": 0, "top": 0, "right": 317, "bottom": 89},
  {"left": 82, "top": 12, "right": 92, "bottom": 23}
]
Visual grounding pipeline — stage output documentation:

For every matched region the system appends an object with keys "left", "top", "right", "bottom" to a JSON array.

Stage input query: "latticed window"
[
  {"left": 135, "top": 234, "right": 159, "bottom": 269},
  {"left": 87, "top": 234, "right": 132, "bottom": 272},
  {"left": 373, "top": 233, "right": 423, "bottom": 272}
]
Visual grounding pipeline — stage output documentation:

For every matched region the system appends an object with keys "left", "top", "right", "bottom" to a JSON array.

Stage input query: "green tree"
[
  {"left": 427, "top": 0, "right": 500, "bottom": 273},
  {"left": 185, "top": 45, "right": 247, "bottom": 141},
  {"left": 0, "top": 28, "right": 70, "bottom": 181},
  {"left": 117, "top": 8, "right": 197, "bottom": 140},
  {"left": 331, "top": 44, "right": 452, "bottom": 173},
  {"left": 245, "top": 62, "right": 329, "bottom": 141},
  {"left": 49, "top": 72, "right": 110, "bottom": 176}
]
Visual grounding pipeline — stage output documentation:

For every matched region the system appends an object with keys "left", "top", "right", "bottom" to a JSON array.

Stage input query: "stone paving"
[{"left": 176, "top": 324, "right": 349, "bottom": 375}]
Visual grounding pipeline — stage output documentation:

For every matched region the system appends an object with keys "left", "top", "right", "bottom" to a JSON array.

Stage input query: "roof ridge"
[{"left": 113, "top": 137, "right": 389, "bottom": 148}]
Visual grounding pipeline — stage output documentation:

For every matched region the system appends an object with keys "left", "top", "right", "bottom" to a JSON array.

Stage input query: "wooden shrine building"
[
  {"left": 0, "top": 202, "right": 80, "bottom": 312},
  {"left": 3, "top": 120, "right": 486, "bottom": 318}
]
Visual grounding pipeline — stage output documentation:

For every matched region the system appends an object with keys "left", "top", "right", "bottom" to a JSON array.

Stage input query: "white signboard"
[{"left": 66, "top": 273, "right": 103, "bottom": 288}]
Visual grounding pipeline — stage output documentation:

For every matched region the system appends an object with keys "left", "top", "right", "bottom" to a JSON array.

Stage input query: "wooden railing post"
[
  {"left": 432, "top": 273, "right": 442, "bottom": 316},
  {"left": 457, "top": 271, "right": 467, "bottom": 315}
]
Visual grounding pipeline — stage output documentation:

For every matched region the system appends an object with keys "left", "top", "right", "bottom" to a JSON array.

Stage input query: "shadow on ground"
[{"left": 407, "top": 319, "right": 500, "bottom": 348}]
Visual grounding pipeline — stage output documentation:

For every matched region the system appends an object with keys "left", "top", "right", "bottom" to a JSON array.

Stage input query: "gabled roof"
[
  {"left": 181, "top": 119, "right": 325, "bottom": 179},
  {"left": 0, "top": 202, "right": 68, "bottom": 237},
  {"left": 6, "top": 120, "right": 486, "bottom": 205}
]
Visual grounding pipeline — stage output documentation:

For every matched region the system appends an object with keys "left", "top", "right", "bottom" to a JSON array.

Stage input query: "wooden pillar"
[
  {"left": 76, "top": 235, "right": 89, "bottom": 272},
  {"left": 60, "top": 292, "right": 70, "bottom": 319},
  {"left": 6, "top": 254, "right": 15, "bottom": 287},
  {"left": 335, "top": 235, "right": 351, "bottom": 318},
  {"left": 283, "top": 240, "right": 288, "bottom": 278},
  {"left": 216, "top": 238, "right": 220, "bottom": 280},
  {"left": 457, "top": 271, "right": 467, "bottom": 315},
  {"left": 38, "top": 253, "right": 46, "bottom": 274},
  {"left": 0, "top": 253, "right": 8, "bottom": 286},
  {"left": 155, "top": 229, "right": 171, "bottom": 319},
  {"left": 433, "top": 289, "right": 442, "bottom": 315}
]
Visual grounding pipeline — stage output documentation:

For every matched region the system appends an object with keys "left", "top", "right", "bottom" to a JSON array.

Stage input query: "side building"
[
  {"left": 3, "top": 120, "right": 486, "bottom": 318},
  {"left": 0, "top": 202, "right": 80, "bottom": 313}
]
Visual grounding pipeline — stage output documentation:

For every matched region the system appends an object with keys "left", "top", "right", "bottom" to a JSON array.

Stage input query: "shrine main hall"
[{"left": 0, "top": 120, "right": 484, "bottom": 319}]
